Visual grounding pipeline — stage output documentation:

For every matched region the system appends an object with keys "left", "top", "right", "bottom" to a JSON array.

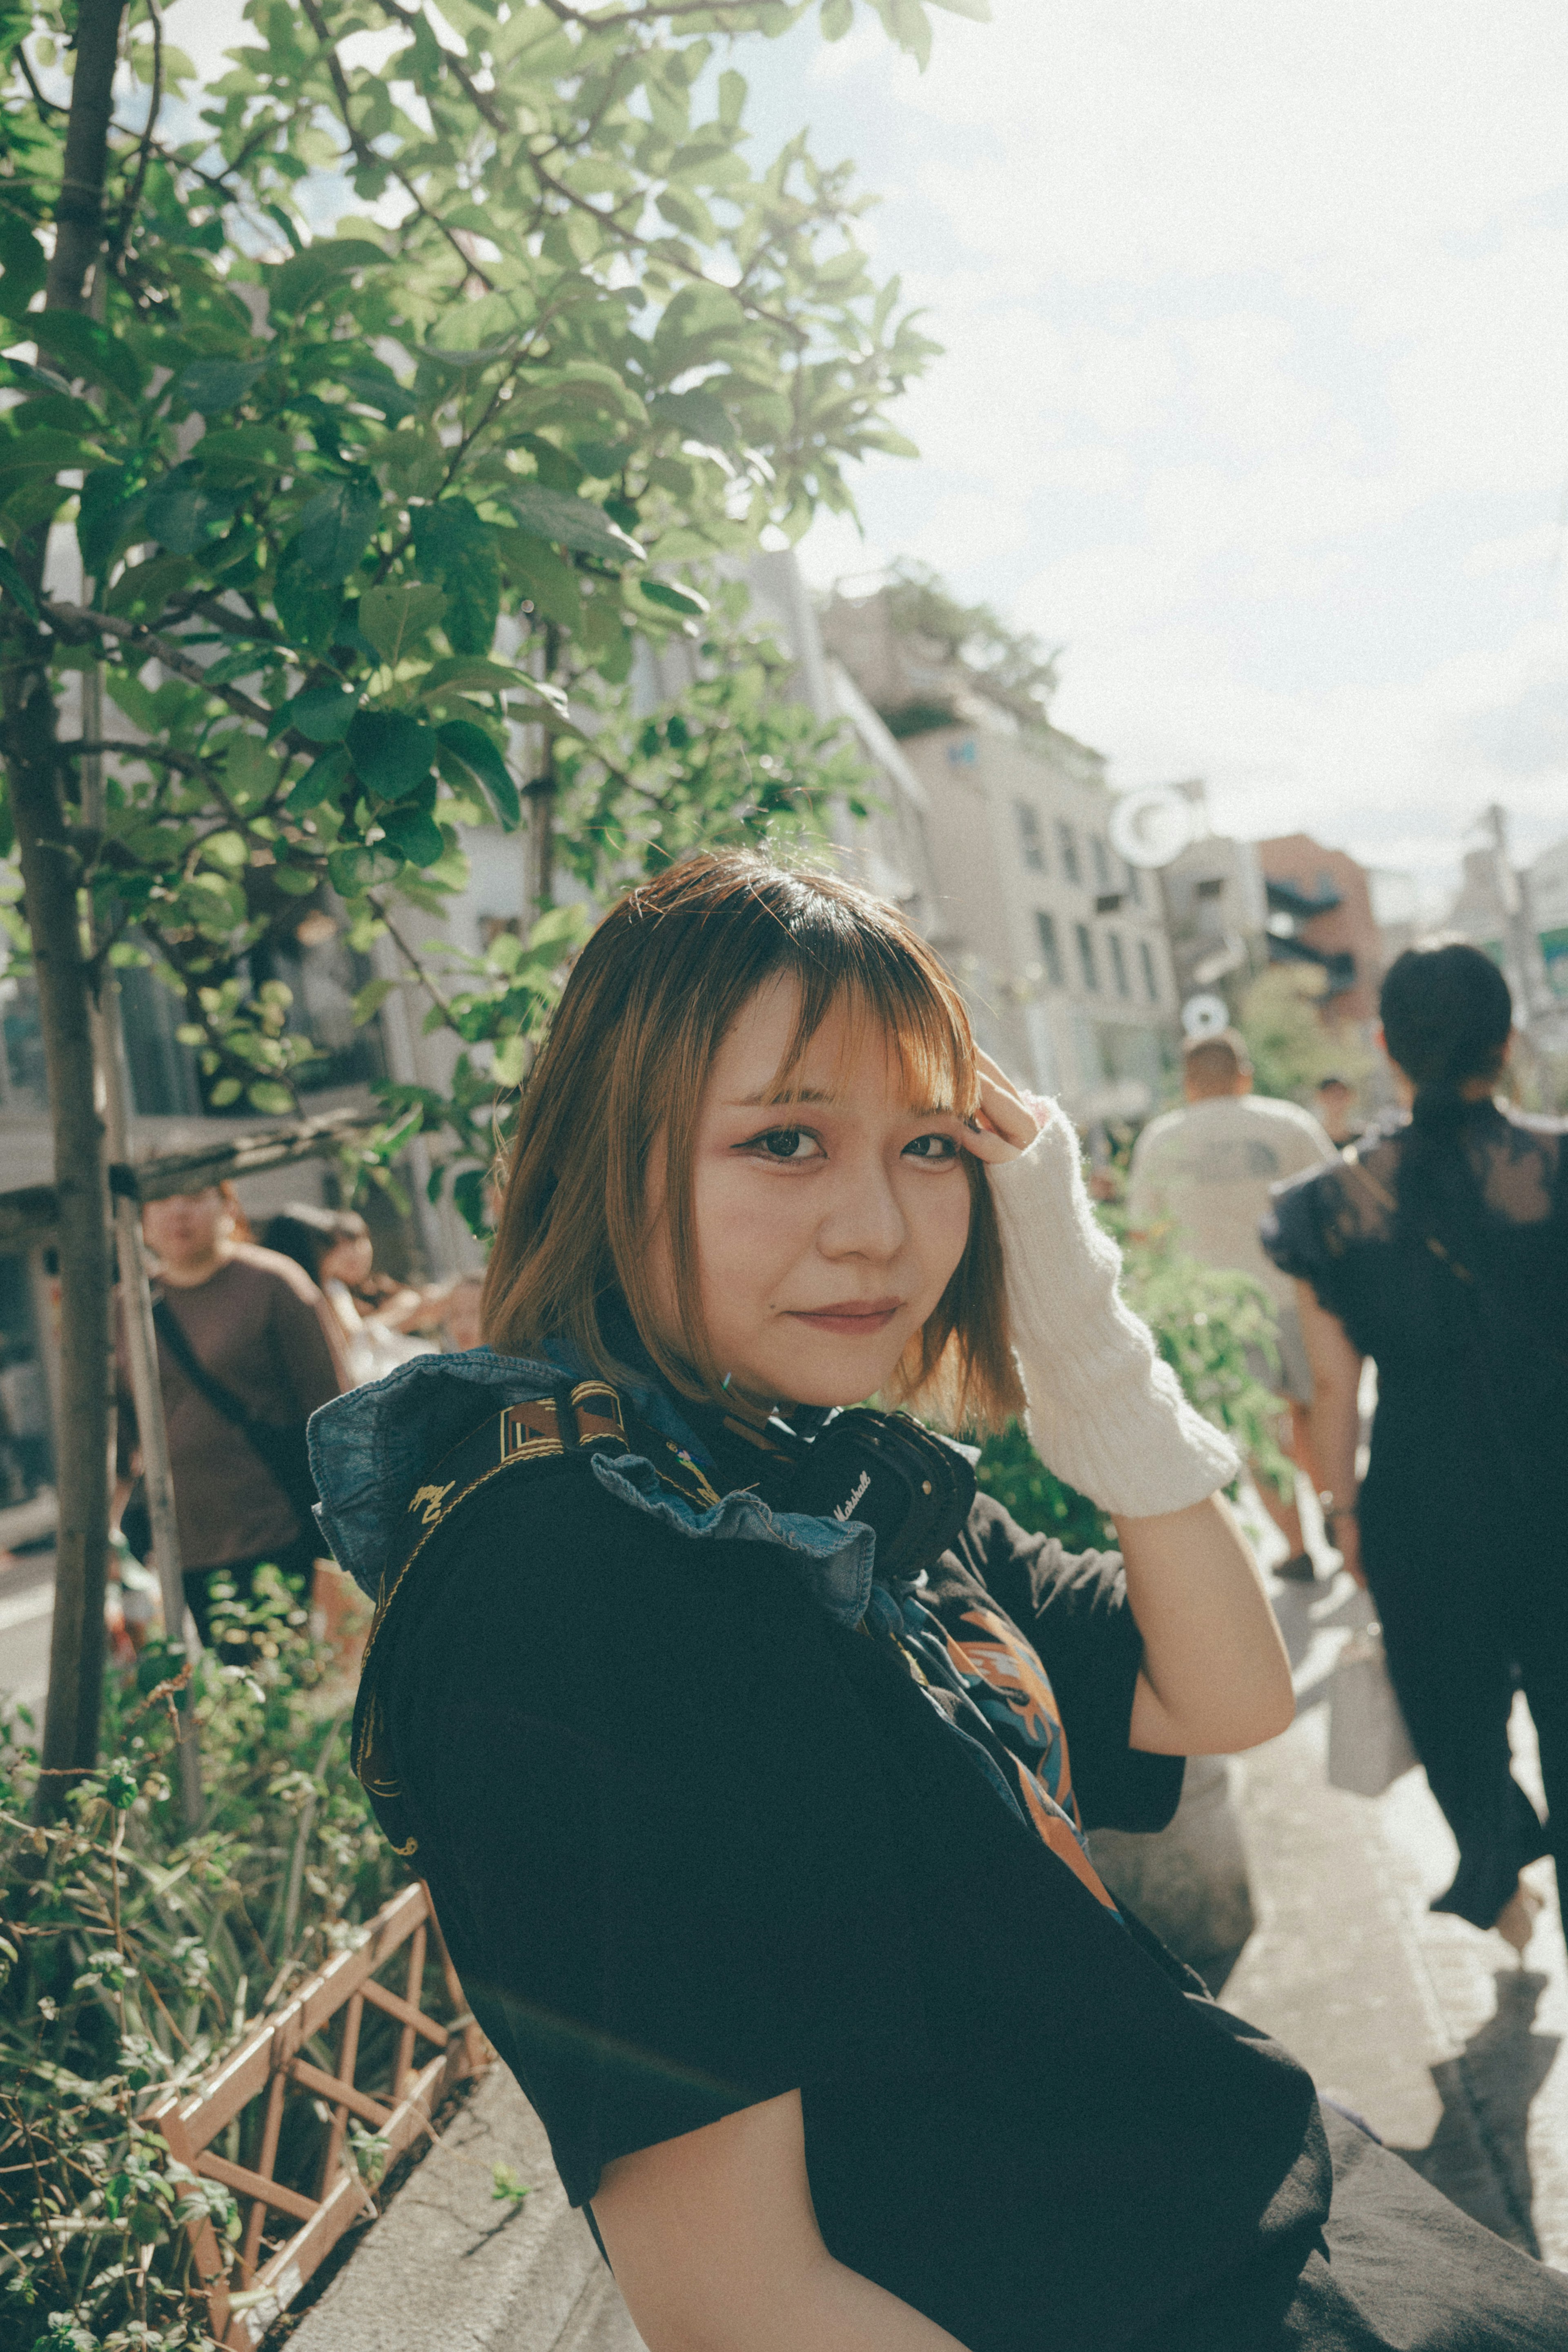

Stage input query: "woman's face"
[
  {"left": 321, "top": 1234, "right": 374, "bottom": 1290},
  {"left": 646, "top": 978, "right": 976, "bottom": 1413}
]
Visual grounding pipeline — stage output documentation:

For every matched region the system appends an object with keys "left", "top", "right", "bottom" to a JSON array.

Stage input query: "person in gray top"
[{"left": 1127, "top": 1029, "right": 1336, "bottom": 1581}]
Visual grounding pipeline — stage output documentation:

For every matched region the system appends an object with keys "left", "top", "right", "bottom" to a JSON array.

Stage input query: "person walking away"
[
  {"left": 1314, "top": 1075, "right": 1363, "bottom": 1148},
  {"left": 1264, "top": 941, "right": 1568, "bottom": 1954},
  {"left": 127, "top": 1185, "right": 348, "bottom": 1650},
  {"left": 1128, "top": 1029, "right": 1336, "bottom": 1579},
  {"left": 263, "top": 1204, "right": 433, "bottom": 1384}
]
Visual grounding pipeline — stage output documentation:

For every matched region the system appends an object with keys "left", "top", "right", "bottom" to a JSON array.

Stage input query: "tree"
[
  {"left": 0, "top": 0, "right": 979, "bottom": 1778},
  {"left": 1236, "top": 963, "right": 1372, "bottom": 1104}
]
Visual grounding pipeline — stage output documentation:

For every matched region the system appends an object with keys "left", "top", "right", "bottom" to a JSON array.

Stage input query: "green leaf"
[
  {"left": 274, "top": 540, "right": 344, "bottom": 651},
  {"left": 175, "top": 358, "right": 266, "bottom": 413},
  {"left": 437, "top": 718, "right": 520, "bottom": 830},
  {"left": 77, "top": 465, "right": 145, "bottom": 580},
  {"left": 247, "top": 1080, "right": 295, "bottom": 1114},
  {"left": 417, "top": 655, "right": 529, "bottom": 701},
  {"left": 821, "top": 0, "right": 853, "bottom": 34},
  {"left": 294, "top": 470, "right": 382, "bottom": 583},
  {"left": 409, "top": 501, "right": 501, "bottom": 655},
  {"left": 328, "top": 841, "right": 401, "bottom": 898},
  {"left": 146, "top": 463, "right": 241, "bottom": 554},
  {"left": 494, "top": 533, "right": 581, "bottom": 628},
  {"left": 648, "top": 387, "right": 738, "bottom": 447},
  {"left": 203, "top": 828, "right": 247, "bottom": 870},
  {"left": 269, "top": 238, "right": 388, "bottom": 314},
  {"left": 27, "top": 312, "right": 147, "bottom": 402},
  {"left": 379, "top": 802, "right": 446, "bottom": 864},
  {"left": 0, "top": 426, "right": 93, "bottom": 484},
  {"left": 639, "top": 578, "right": 710, "bottom": 618},
  {"left": 287, "top": 744, "right": 350, "bottom": 810},
  {"left": 346, "top": 709, "right": 437, "bottom": 801},
  {"left": 224, "top": 733, "right": 281, "bottom": 809},
  {"left": 352, "top": 976, "right": 396, "bottom": 1025},
  {"left": 502, "top": 481, "right": 644, "bottom": 562},
  {"left": 282, "top": 683, "right": 359, "bottom": 742},
  {"left": 0, "top": 545, "right": 38, "bottom": 620},
  {"left": 336, "top": 364, "right": 418, "bottom": 422},
  {"left": 0, "top": 218, "right": 45, "bottom": 321},
  {"left": 359, "top": 581, "right": 447, "bottom": 666}
]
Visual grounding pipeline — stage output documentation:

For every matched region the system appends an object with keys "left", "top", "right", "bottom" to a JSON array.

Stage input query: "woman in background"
[
  {"left": 1264, "top": 941, "right": 1568, "bottom": 1951},
  {"left": 263, "top": 1204, "right": 431, "bottom": 1384}
]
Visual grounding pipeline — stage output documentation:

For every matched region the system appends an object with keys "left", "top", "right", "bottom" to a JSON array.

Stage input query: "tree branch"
[
  {"left": 297, "top": 0, "right": 498, "bottom": 292},
  {"left": 107, "top": 0, "right": 164, "bottom": 272},
  {"left": 42, "top": 600, "right": 274, "bottom": 725}
]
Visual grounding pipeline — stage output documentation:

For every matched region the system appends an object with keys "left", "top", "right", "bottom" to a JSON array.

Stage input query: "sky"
[
  {"left": 738, "top": 1, "right": 1568, "bottom": 902},
  {"left": 161, "top": 1, "right": 1568, "bottom": 901}
]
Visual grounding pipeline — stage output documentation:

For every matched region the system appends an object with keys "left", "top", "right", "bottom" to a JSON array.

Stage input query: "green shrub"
[{"left": 0, "top": 1572, "right": 405, "bottom": 2352}]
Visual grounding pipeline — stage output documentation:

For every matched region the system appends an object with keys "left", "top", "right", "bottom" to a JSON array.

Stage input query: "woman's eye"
[
  {"left": 903, "top": 1133, "right": 960, "bottom": 1162},
  {"left": 747, "top": 1128, "right": 823, "bottom": 1162}
]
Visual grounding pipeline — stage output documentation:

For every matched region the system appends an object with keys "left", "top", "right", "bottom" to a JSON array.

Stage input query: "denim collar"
[{"left": 307, "top": 1342, "right": 874, "bottom": 1625}]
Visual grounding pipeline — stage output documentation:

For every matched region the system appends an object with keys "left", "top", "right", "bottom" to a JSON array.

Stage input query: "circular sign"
[
  {"left": 1109, "top": 787, "right": 1198, "bottom": 871},
  {"left": 1180, "top": 992, "right": 1231, "bottom": 1040}
]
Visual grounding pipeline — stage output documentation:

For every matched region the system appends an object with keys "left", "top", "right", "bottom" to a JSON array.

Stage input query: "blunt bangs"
[{"left": 482, "top": 852, "right": 1024, "bottom": 1434}]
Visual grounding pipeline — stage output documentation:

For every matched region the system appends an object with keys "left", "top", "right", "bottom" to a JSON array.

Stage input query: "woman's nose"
[{"left": 817, "top": 1166, "right": 908, "bottom": 1260}]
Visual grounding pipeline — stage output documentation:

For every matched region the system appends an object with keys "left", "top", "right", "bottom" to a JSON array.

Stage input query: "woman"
[
  {"left": 312, "top": 861, "right": 1568, "bottom": 2351},
  {"left": 1264, "top": 941, "right": 1567, "bottom": 1951},
  {"left": 263, "top": 1203, "right": 430, "bottom": 1384},
  {"left": 129, "top": 1184, "right": 347, "bottom": 1648}
]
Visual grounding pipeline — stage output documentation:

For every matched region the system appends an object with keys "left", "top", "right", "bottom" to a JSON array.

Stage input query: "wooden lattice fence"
[{"left": 148, "top": 1880, "right": 488, "bottom": 2347}]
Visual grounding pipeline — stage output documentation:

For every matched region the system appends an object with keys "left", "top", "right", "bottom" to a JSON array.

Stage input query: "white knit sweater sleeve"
[{"left": 987, "top": 1103, "right": 1241, "bottom": 1518}]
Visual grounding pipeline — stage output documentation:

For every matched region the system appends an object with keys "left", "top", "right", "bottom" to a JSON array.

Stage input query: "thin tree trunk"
[
  {"left": 4, "top": 0, "right": 130, "bottom": 1798},
  {"left": 4, "top": 658, "right": 113, "bottom": 1796},
  {"left": 45, "top": 0, "right": 129, "bottom": 312}
]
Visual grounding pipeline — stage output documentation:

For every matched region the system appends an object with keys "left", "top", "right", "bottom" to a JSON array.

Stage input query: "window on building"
[
  {"left": 1075, "top": 922, "right": 1098, "bottom": 992},
  {"left": 1139, "top": 938, "right": 1159, "bottom": 1001},
  {"left": 1034, "top": 910, "right": 1064, "bottom": 986},
  {"left": 1195, "top": 876, "right": 1225, "bottom": 900},
  {"left": 1057, "top": 821, "right": 1081, "bottom": 884},
  {"left": 1127, "top": 863, "right": 1144, "bottom": 907},
  {"left": 1108, "top": 932, "right": 1129, "bottom": 998},
  {"left": 1013, "top": 801, "right": 1046, "bottom": 872},
  {"left": 1091, "top": 834, "right": 1112, "bottom": 890}
]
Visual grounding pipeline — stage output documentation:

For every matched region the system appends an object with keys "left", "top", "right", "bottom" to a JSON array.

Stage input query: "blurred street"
[{"left": 0, "top": 1545, "right": 53, "bottom": 1718}]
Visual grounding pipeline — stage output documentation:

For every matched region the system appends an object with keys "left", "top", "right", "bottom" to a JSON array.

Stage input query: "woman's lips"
[{"left": 785, "top": 1300, "right": 902, "bottom": 1337}]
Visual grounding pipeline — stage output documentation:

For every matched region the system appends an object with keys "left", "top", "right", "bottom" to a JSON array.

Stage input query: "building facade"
[
  {"left": 819, "top": 582, "right": 1178, "bottom": 1121},
  {"left": 1254, "top": 834, "right": 1381, "bottom": 1023}
]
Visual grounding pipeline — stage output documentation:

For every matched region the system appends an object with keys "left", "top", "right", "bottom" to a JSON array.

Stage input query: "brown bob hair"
[{"left": 482, "top": 853, "right": 1025, "bottom": 1432}]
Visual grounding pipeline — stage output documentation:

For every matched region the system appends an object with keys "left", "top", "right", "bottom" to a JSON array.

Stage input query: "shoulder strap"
[
  {"left": 152, "top": 1294, "right": 255, "bottom": 1432},
  {"left": 351, "top": 1378, "right": 720, "bottom": 1856}
]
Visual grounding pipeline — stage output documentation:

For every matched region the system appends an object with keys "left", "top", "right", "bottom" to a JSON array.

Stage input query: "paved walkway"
[{"left": 1224, "top": 1561, "right": 1567, "bottom": 2269}]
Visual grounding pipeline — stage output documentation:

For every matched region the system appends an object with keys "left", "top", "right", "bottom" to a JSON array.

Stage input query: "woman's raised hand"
[{"left": 958, "top": 1050, "right": 1045, "bottom": 1164}]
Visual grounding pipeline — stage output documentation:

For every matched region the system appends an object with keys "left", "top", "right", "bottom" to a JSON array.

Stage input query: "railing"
[{"left": 148, "top": 1880, "right": 489, "bottom": 2348}]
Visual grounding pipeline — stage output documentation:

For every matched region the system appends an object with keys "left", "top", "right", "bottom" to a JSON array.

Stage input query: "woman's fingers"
[{"left": 969, "top": 1052, "right": 1042, "bottom": 1152}]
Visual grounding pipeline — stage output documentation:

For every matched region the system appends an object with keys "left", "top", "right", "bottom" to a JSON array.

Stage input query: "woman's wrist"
[{"left": 989, "top": 1114, "right": 1241, "bottom": 1518}]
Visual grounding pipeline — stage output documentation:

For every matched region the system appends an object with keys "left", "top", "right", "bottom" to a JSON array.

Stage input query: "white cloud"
[{"left": 783, "top": 0, "right": 1568, "bottom": 890}]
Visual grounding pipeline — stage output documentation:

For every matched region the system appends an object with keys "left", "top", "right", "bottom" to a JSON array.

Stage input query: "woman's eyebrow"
[
  {"left": 729, "top": 1087, "right": 956, "bottom": 1116},
  {"left": 732, "top": 1085, "right": 835, "bottom": 1107}
]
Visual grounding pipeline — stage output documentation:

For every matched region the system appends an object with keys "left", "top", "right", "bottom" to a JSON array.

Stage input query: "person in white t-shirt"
[{"left": 1128, "top": 1029, "right": 1337, "bottom": 1581}]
